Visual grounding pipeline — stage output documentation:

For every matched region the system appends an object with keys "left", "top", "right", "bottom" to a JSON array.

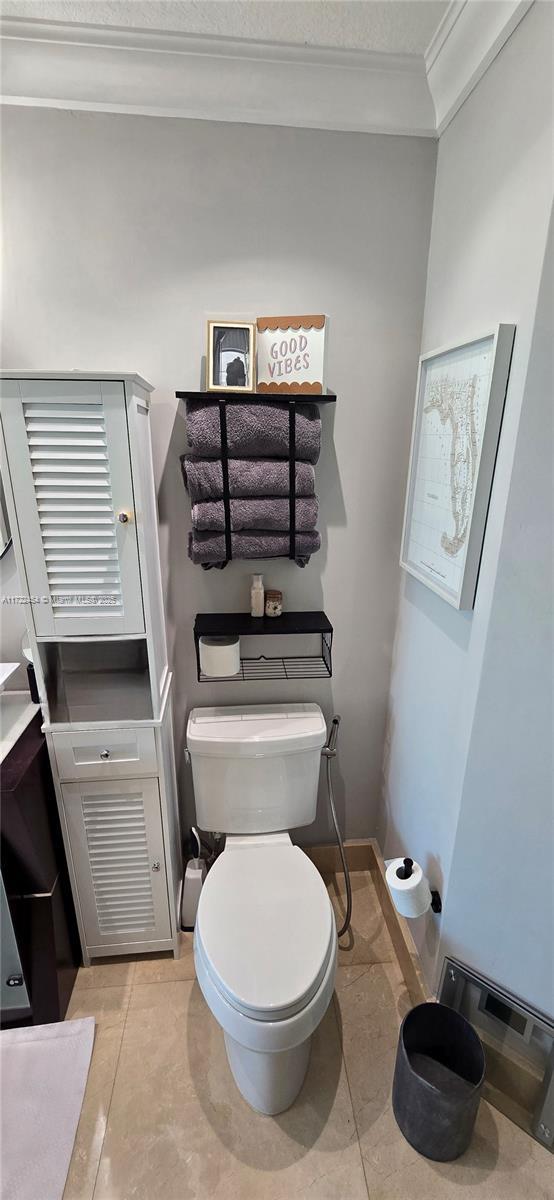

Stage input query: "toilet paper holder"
[{"left": 396, "top": 858, "right": 442, "bottom": 913}]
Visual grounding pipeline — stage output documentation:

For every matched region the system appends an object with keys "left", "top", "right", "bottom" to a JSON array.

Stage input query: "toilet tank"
[{"left": 186, "top": 704, "right": 327, "bottom": 834}]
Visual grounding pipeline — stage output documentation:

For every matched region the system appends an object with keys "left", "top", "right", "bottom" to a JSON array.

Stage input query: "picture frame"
[
  {"left": 400, "top": 324, "right": 515, "bottom": 610},
  {"left": 206, "top": 321, "right": 256, "bottom": 392},
  {"left": 256, "top": 315, "right": 326, "bottom": 393}
]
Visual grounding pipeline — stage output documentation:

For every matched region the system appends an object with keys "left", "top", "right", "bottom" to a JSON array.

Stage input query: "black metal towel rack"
[{"left": 176, "top": 390, "right": 336, "bottom": 564}]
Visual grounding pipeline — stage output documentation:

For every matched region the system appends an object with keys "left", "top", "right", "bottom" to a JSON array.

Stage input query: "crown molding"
[
  {"left": 0, "top": 17, "right": 436, "bottom": 137},
  {"left": 0, "top": 6, "right": 536, "bottom": 140},
  {"left": 425, "top": 0, "right": 535, "bottom": 134}
]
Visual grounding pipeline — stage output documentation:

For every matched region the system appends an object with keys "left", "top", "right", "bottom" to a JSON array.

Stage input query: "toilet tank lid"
[{"left": 187, "top": 703, "right": 327, "bottom": 757}]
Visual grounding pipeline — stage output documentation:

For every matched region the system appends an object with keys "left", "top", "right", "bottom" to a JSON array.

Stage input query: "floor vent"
[{"left": 439, "top": 958, "right": 553, "bottom": 1151}]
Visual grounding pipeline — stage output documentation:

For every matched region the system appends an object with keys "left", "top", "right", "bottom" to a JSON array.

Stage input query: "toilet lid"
[{"left": 195, "top": 841, "right": 335, "bottom": 1021}]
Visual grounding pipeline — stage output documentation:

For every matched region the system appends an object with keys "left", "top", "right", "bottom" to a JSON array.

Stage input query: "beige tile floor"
[{"left": 64, "top": 870, "right": 552, "bottom": 1200}]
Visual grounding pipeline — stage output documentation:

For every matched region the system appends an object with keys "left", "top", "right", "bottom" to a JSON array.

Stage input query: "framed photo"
[
  {"left": 400, "top": 324, "right": 515, "bottom": 610},
  {"left": 207, "top": 321, "right": 256, "bottom": 392},
  {"left": 256, "top": 315, "right": 326, "bottom": 393}
]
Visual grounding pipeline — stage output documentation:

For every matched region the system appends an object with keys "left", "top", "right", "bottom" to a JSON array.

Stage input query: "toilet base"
[{"left": 224, "top": 1031, "right": 312, "bottom": 1115}]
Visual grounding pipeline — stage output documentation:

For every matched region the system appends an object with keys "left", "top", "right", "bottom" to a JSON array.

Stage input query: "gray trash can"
[{"left": 392, "top": 1002, "right": 485, "bottom": 1161}]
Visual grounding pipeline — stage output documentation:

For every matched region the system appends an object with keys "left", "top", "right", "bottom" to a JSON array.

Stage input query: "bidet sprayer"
[
  {"left": 323, "top": 715, "right": 341, "bottom": 758},
  {"left": 321, "top": 714, "right": 351, "bottom": 936}
]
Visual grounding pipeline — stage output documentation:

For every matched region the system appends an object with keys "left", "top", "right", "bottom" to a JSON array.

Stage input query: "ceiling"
[{"left": 0, "top": 0, "right": 450, "bottom": 56}]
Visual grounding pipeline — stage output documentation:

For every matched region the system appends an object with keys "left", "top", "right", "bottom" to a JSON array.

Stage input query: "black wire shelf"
[{"left": 194, "top": 611, "right": 333, "bottom": 683}]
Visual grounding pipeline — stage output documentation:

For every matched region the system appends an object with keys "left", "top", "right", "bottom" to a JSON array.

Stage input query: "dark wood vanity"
[{"left": 1, "top": 709, "right": 80, "bottom": 1028}]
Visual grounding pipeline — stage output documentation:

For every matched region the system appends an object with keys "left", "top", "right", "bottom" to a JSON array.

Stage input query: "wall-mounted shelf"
[
  {"left": 176, "top": 389, "right": 336, "bottom": 404},
  {"left": 193, "top": 611, "right": 333, "bottom": 682}
]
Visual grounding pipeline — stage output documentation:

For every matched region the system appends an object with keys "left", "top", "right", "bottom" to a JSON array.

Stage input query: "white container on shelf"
[{"left": 199, "top": 636, "right": 241, "bottom": 678}]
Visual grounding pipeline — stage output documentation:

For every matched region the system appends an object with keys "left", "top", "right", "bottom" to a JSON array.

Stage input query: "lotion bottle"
[{"left": 251, "top": 574, "right": 265, "bottom": 617}]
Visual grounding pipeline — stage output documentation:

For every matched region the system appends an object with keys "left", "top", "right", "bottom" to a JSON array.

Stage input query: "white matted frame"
[
  {"left": 207, "top": 320, "right": 256, "bottom": 392},
  {"left": 400, "top": 324, "right": 515, "bottom": 610}
]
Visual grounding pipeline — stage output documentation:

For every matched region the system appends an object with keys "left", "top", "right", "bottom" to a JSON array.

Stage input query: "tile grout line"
[
  {"left": 330, "top": 989, "right": 372, "bottom": 1200},
  {"left": 73, "top": 980, "right": 135, "bottom": 994},
  {"left": 88, "top": 962, "right": 135, "bottom": 1200},
  {"left": 132, "top": 975, "right": 197, "bottom": 985}
]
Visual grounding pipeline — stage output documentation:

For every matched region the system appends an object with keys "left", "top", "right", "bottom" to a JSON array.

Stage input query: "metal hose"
[{"left": 323, "top": 716, "right": 352, "bottom": 939}]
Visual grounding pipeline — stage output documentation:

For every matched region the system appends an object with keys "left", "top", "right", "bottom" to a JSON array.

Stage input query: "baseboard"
[
  {"left": 304, "top": 839, "right": 371, "bottom": 875},
  {"left": 305, "top": 838, "right": 431, "bottom": 1007}
]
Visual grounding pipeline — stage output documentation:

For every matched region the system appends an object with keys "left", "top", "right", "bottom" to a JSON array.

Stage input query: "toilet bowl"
[
  {"left": 186, "top": 703, "right": 334, "bottom": 1114},
  {"left": 194, "top": 833, "right": 337, "bottom": 1114}
]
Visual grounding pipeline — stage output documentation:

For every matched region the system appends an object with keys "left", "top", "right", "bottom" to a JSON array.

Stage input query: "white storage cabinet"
[{"left": 1, "top": 373, "right": 182, "bottom": 964}]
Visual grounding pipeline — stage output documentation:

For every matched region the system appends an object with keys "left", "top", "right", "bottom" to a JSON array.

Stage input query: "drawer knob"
[
  {"left": 152, "top": 861, "right": 161, "bottom": 872},
  {"left": 100, "top": 749, "right": 111, "bottom": 760}
]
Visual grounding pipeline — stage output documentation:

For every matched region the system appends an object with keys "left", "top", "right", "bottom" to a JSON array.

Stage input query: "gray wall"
[
  {"left": 0, "top": 109, "right": 436, "bottom": 841},
  {"left": 379, "top": 1, "right": 553, "bottom": 1008},
  {"left": 443, "top": 217, "right": 553, "bottom": 1015}
]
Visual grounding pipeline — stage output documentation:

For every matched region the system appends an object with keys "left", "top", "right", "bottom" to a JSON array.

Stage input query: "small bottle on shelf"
[{"left": 250, "top": 574, "right": 265, "bottom": 618}]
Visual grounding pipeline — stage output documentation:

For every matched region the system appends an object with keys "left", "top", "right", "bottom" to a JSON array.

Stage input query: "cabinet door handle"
[
  {"left": 100, "top": 749, "right": 111, "bottom": 760},
  {"left": 117, "top": 511, "right": 130, "bottom": 523},
  {"left": 152, "top": 861, "right": 161, "bottom": 872}
]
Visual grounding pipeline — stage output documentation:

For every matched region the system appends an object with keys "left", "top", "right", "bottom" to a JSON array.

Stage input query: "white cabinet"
[
  {"left": 1, "top": 372, "right": 182, "bottom": 965},
  {"left": 1, "top": 378, "right": 144, "bottom": 637},
  {"left": 62, "top": 778, "right": 171, "bottom": 954}
]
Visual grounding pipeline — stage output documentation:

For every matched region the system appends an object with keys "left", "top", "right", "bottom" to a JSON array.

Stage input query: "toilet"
[{"left": 186, "top": 703, "right": 337, "bottom": 1115}]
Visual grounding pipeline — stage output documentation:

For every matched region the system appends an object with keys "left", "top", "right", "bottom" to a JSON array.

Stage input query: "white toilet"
[{"left": 186, "top": 702, "right": 337, "bottom": 1115}]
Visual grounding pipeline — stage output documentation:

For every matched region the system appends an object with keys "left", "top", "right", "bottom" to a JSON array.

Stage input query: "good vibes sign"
[{"left": 256, "top": 315, "right": 326, "bottom": 394}]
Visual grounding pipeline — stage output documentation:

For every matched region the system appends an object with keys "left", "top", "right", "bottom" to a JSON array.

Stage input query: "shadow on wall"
[
  {"left": 157, "top": 391, "right": 347, "bottom": 840},
  {"left": 375, "top": 567, "right": 473, "bottom": 920},
  {"left": 404, "top": 572, "right": 472, "bottom": 652},
  {"left": 377, "top": 714, "right": 444, "bottom": 973}
]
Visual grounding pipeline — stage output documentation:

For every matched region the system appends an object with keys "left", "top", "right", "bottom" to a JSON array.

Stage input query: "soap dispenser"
[{"left": 251, "top": 574, "right": 265, "bottom": 617}]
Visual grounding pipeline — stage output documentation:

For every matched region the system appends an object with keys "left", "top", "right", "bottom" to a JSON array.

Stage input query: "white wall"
[
  {"left": 379, "top": 0, "right": 553, "bottom": 1004},
  {"left": 0, "top": 108, "right": 436, "bottom": 841}
]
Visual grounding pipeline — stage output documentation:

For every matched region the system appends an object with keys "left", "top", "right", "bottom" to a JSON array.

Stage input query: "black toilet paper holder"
[{"left": 396, "top": 858, "right": 442, "bottom": 913}]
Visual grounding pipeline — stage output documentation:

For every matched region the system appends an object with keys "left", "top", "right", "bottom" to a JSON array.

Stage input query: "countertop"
[{"left": 0, "top": 691, "right": 41, "bottom": 766}]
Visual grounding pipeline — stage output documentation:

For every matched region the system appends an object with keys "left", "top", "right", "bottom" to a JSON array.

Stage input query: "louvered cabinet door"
[
  {"left": 61, "top": 778, "right": 171, "bottom": 951},
  {"left": 1, "top": 379, "right": 144, "bottom": 636}
]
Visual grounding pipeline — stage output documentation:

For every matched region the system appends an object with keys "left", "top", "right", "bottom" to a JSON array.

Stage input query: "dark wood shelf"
[{"left": 177, "top": 390, "right": 336, "bottom": 404}]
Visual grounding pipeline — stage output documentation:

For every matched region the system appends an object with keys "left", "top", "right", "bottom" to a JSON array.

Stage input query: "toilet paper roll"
[
  {"left": 385, "top": 857, "right": 432, "bottom": 919},
  {"left": 199, "top": 635, "right": 241, "bottom": 678}
]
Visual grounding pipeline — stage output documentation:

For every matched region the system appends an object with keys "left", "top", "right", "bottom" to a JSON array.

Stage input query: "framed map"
[{"left": 400, "top": 325, "right": 515, "bottom": 610}]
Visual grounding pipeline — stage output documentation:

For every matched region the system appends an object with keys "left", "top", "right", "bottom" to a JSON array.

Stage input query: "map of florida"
[{"left": 424, "top": 373, "right": 479, "bottom": 558}]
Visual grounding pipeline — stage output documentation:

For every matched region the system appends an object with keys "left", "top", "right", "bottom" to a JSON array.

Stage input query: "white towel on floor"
[{"left": 0, "top": 1017, "right": 95, "bottom": 1200}]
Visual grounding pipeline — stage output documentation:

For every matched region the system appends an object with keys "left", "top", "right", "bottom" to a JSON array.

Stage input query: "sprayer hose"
[{"left": 326, "top": 750, "right": 352, "bottom": 939}]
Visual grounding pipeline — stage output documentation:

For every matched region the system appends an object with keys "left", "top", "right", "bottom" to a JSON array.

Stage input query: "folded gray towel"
[
  {"left": 185, "top": 401, "right": 321, "bottom": 464},
  {"left": 181, "top": 456, "right": 315, "bottom": 503},
  {"left": 188, "top": 529, "right": 321, "bottom": 568},
  {"left": 192, "top": 496, "right": 318, "bottom": 533}
]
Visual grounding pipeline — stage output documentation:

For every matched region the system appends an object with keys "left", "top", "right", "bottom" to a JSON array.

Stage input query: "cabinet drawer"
[{"left": 52, "top": 727, "right": 157, "bottom": 781}]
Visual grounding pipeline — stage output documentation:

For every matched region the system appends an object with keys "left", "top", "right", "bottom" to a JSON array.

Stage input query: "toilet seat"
[{"left": 195, "top": 835, "right": 335, "bottom": 1022}]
